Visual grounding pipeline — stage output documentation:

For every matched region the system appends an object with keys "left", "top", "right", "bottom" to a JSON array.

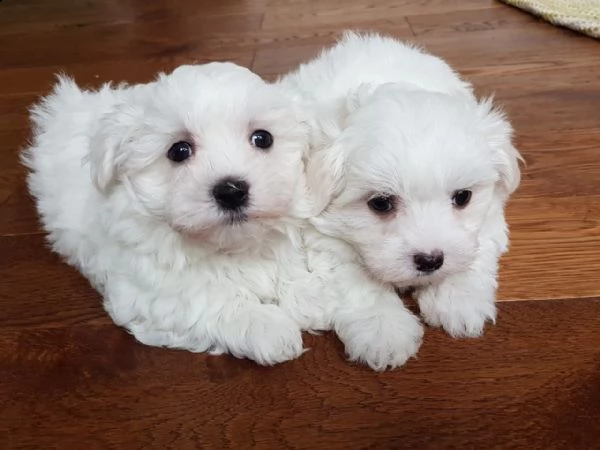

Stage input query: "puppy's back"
[{"left": 280, "top": 31, "right": 472, "bottom": 101}]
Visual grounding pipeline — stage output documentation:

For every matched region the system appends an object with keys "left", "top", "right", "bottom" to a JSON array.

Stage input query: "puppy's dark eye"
[
  {"left": 367, "top": 196, "right": 395, "bottom": 214},
  {"left": 250, "top": 130, "right": 273, "bottom": 150},
  {"left": 167, "top": 141, "right": 194, "bottom": 163},
  {"left": 452, "top": 189, "right": 472, "bottom": 208}
]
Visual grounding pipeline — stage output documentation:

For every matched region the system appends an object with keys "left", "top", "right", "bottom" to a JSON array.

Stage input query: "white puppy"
[
  {"left": 24, "top": 63, "right": 330, "bottom": 366},
  {"left": 25, "top": 62, "right": 424, "bottom": 371},
  {"left": 281, "top": 32, "right": 521, "bottom": 338}
]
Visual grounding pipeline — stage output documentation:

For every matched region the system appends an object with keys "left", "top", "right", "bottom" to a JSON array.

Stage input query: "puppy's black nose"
[
  {"left": 212, "top": 178, "right": 249, "bottom": 211},
  {"left": 413, "top": 251, "right": 444, "bottom": 273}
]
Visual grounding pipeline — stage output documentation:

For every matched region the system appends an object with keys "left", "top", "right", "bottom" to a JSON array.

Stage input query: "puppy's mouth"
[
  {"left": 392, "top": 271, "right": 446, "bottom": 289},
  {"left": 222, "top": 211, "right": 248, "bottom": 226},
  {"left": 170, "top": 211, "right": 248, "bottom": 237},
  {"left": 416, "top": 269, "right": 447, "bottom": 281}
]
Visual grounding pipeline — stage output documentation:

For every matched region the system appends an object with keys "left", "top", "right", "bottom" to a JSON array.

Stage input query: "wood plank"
[
  {"left": 0, "top": 0, "right": 268, "bottom": 36},
  {"left": 405, "top": 4, "right": 543, "bottom": 37},
  {"left": 409, "top": 12, "right": 600, "bottom": 72},
  {"left": 263, "top": 0, "right": 502, "bottom": 31},
  {"left": 1, "top": 298, "right": 599, "bottom": 448},
  {"left": 0, "top": 181, "right": 41, "bottom": 236},
  {"left": 515, "top": 131, "right": 600, "bottom": 198},
  {"left": 0, "top": 128, "right": 30, "bottom": 205},
  {"left": 492, "top": 84, "right": 600, "bottom": 136},
  {"left": 0, "top": 94, "right": 35, "bottom": 205},
  {"left": 0, "top": 13, "right": 263, "bottom": 70},
  {"left": 500, "top": 196, "right": 600, "bottom": 301},
  {"left": 0, "top": 234, "right": 105, "bottom": 330}
]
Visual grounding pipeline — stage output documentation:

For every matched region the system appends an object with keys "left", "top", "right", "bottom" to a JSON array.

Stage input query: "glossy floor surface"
[{"left": 1, "top": 0, "right": 599, "bottom": 448}]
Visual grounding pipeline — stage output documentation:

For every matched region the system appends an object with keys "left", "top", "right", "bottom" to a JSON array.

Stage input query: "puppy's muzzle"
[{"left": 212, "top": 178, "right": 250, "bottom": 211}]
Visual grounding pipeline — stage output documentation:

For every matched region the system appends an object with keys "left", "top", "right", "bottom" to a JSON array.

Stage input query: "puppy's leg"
[
  {"left": 332, "top": 273, "right": 424, "bottom": 371},
  {"left": 417, "top": 236, "right": 501, "bottom": 338},
  {"left": 131, "top": 301, "right": 304, "bottom": 365},
  {"left": 105, "top": 281, "right": 304, "bottom": 366},
  {"left": 207, "top": 302, "right": 305, "bottom": 365},
  {"left": 278, "top": 274, "right": 334, "bottom": 333}
]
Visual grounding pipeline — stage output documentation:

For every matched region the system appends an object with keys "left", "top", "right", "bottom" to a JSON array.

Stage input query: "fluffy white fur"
[
  {"left": 24, "top": 62, "right": 423, "bottom": 371},
  {"left": 24, "top": 63, "right": 326, "bottom": 366},
  {"left": 280, "top": 32, "right": 522, "bottom": 338}
]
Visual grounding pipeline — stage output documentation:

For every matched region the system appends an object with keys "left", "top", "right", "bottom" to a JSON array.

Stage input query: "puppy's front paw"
[
  {"left": 418, "top": 285, "right": 496, "bottom": 338},
  {"left": 235, "top": 305, "right": 304, "bottom": 366},
  {"left": 335, "top": 307, "right": 423, "bottom": 371}
]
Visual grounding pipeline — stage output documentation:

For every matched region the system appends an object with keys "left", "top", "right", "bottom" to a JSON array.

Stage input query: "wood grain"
[
  {"left": 500, "top": 196, "right": 600, "bottom": 300},
  {"left": 0, "top": 14, "right": 263, "bottom": 70},
  {"left": 1, "top": 299, "right": 600, "bottom": 449},
  {"left": 262, "top": 0, "right": 503, "bottom": 31},
  {"left": 1, "top": 0, "right": 600, "bottom": 448}
]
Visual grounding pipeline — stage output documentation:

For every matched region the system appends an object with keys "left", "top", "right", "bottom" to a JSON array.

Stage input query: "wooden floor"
[{"left": 1, "top": 0, "right": 600, "bottom": 448}]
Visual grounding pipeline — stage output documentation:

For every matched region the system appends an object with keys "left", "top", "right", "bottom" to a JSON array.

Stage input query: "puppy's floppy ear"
[
  {"left": 88, "top": 96, "right": 141, "bottom": 193},
  {"left": 306, "top": 138, "right": 348, "bottom": 214},
  {"left": 304, "top": 87, "right": 372, "bottom": 214},
  {"left": 305, "top": 84, "right": 380, "bottom": 214},
  {"left": 477, "top": 98, "right": 523, "bottom": 197}
]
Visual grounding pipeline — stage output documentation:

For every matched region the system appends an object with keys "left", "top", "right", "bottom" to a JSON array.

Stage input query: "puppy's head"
[
  {"left": 309, "top": 84, "right": 521, "bottom": 288},
  {"left": 88, "top": 63, "right": 308, "bottom": 249}
]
